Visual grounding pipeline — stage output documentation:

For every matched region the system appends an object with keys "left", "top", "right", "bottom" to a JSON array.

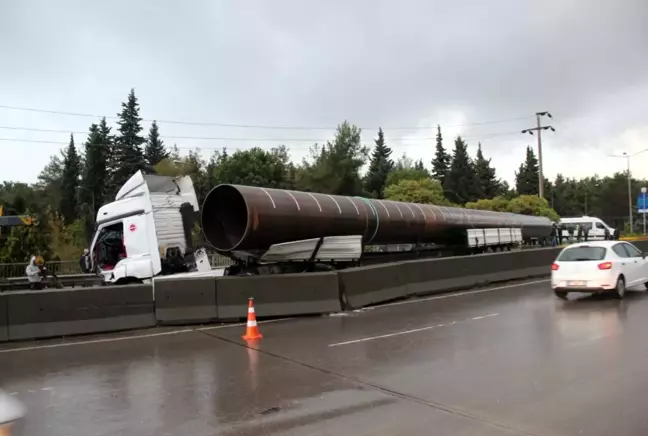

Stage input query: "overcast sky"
[{"left": 2, "top": 0, "right": 648, "bottom": 187}]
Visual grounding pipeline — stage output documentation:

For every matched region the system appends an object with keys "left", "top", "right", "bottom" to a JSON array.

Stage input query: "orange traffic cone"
[{"left": 242, "top": 298, "right": 263, "bottom": 341}]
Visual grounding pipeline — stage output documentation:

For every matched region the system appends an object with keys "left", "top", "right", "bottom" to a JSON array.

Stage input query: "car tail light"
[
  {"left": 551, "top": 263, "right": 559, "bottom": 271},
  {"left": 598, "top": 262, "right": 612, "bottom": 270}
]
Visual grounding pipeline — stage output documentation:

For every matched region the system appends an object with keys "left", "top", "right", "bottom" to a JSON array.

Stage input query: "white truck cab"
[
  {"left": 91, "top": 171, "right": 205, "bottom": 284},
  {"left": 559, "top": 216, "right": 616, "bottom": 240}
]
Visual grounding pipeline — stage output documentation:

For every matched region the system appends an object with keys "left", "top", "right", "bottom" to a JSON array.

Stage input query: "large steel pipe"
[{"left": 201, "top": 185, "right": 553, "bottom": 252}]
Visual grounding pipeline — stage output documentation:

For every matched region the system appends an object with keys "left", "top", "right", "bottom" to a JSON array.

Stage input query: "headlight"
[{"left": 0, "top": 423, "right": 14, "bottom": 436}]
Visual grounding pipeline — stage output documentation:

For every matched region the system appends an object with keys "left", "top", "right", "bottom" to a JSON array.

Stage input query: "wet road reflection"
[{"left": 3, "top": 281, "right": 648, "bottom": 435}]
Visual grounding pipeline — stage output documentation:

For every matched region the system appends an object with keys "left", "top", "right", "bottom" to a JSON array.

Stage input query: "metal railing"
[
  {"left": 0, "top": 261, "right": 82, "bottom": 278},
  {"left": 0, "top": 255, "right": 234, "bottom": 279}
]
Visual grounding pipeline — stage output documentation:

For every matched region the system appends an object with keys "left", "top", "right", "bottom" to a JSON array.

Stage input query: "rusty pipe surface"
[{"left": 201, "top": 184, "right": 553, "bottom": 252}]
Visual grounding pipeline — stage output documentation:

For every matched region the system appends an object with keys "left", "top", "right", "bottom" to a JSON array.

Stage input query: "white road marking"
[
  {"left": 0, "top": 329, "right": 195, "bottom": 354},
  {"left": 196, "top": 317, "right": 291, "bottom": 331},
  {"left": 376, "top": 279, "right": 550, "bottom": 309},
  {"left": 472, "top": 313, "right": 500, "bottom": 320},
  {"left": 0, "top": 318, "right": 292, "bottom": 353},
  {"left": 328, "top": 313, "right": 500, "bottom": 347}
]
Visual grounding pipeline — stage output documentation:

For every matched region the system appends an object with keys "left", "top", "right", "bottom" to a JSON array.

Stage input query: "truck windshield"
[
  {"left": 558, "top": 246, "right": 607, "bottom": 261},
  {"left": 94, "top": 223, "right": 125, "bottom": 270}
]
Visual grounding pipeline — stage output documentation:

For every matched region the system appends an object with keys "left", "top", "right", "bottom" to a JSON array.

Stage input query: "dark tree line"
[{"left": 0, "top": 89, "right": 641, "bottom": 262}]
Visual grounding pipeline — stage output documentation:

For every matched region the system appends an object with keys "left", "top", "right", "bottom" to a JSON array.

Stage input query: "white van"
[{"left": 559, "top": 216, "right": 616, "bottom": 241}]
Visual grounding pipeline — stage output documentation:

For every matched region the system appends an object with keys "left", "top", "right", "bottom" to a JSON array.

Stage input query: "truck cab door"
[{"left": 122, "top": 213, "right": 162, "bottom": 278}]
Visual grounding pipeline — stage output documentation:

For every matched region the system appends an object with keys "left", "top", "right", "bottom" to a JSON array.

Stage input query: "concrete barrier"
[
  {"left": 154, "top": 276, "right": 218, "bottom": 325},
  {"left": 6, "top": 284, "right": 155, "bottom": 341},
  {"left": 405, "top": 248, "right": 561, "bottom": 296},
  {"left": 216, "top": 272, "right": 341, "bottom": 320},
  {"left": 0, "top": 294, "right": 7, "bottom": 342},
  {"left": 337, "top": 262, "right": 411, "bottom": 309}
]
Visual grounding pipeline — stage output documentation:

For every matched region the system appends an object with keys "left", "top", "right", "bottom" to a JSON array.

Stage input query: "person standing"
[
  {"left": 550, "top": 223, "right": 558, "bottom": 246},
  {"left": 576, "top": 224, "right": 583, "bottom": 243},
  {"left": 583, "top": 224, "right": 590, "bottom": 242},
  {"left": 25, "top": 256, "right": 43, "bottom": 290},
  {"left": 79, "top": 248, "right": 91, "bottom": 273},
  {"left": 558, "top": 224, "right": 564, "bottom": 245}
]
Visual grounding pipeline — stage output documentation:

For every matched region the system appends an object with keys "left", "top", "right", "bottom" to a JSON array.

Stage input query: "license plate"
[{"left": 567, "top": 281, "right": 587, "bottom": 287}]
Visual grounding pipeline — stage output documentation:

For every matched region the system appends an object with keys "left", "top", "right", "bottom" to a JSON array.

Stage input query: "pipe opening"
[{"left": 201, "top": 185, "right": 248, "bottom": 251}]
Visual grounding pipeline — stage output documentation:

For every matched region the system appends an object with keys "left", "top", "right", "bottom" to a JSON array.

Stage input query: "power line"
[
  {"left": 0, "top": 129, "right": 525, "bottom": 147},
  {"left": 0, "top": 104, "right": 532, "bottom": 131},
  {"left": 0, "top": 131, "right": 518, "bottom": 150}
]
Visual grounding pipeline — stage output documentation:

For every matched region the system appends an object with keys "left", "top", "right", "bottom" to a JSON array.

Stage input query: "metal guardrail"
[
  {"left": 0, "top": 274, "right": 104, "bottom": 292},
  {"left": 0, "top": 254, "right": 234, "bottom": 279},
  {"left": 0, "top": 261, "right": 81, "bottom": 278}
]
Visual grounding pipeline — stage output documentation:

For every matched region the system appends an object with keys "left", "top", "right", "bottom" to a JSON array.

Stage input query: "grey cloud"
[{"left": 1, "top": 0, "right": 648, "bottom": 183}]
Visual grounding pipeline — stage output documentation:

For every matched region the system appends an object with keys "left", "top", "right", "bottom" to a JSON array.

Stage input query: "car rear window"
[{"left": 557, "top": 246, "right": 607, "bottom": 261}]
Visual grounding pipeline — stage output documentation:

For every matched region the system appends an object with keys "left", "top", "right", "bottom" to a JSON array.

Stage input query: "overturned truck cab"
[{"left": 90, "top": 171, "right": 210, "bottom": 284}]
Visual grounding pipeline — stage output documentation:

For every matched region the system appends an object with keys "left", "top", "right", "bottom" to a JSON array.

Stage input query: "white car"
[
  {"left": 551, "top": 240, "right": 648, "bottom": 299},
  {"left": 0, "top": 390, "right": 24, "bottom": 435}
]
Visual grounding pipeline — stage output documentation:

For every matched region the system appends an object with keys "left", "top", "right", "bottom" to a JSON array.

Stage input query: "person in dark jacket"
[
  {"left": 550, "top": 223, "right": 558, "bottom": 246},
  {"left": 604, "top": 227, "right": 610, "bottom": 241},
  {"left": 583, "top": 224, "right": 590, "bottom": 242}
]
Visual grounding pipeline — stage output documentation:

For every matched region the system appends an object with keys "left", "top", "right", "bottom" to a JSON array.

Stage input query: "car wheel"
[
  {"left": 554, "top": 290, "right": 568, "bottom": 300},
  {"left": 615, "top": 276, "right": 626, "bottom": 299}
]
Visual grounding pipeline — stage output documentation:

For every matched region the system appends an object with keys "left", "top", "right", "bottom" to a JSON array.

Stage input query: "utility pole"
[{"left": 522, "top": 112, "right": 555, "bottom": 199}]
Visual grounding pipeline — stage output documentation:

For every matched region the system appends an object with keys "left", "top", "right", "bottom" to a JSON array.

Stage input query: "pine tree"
[
  {"left": 515, "top": 145, "right": 539, "bottom": 195},
  {"left": 473, "top": 142, "right": 501, "bottom": 199},
  {"left": 431, "top": 125, "right": 450, "bottom": 186},
  {"left": 98, "top": 117, "right": 117, "bottom": 202},
  {"left": 59, "top": 134, "right": 81, "bottom": 224},
  {"left": 145, "top": 120, "right": 168, "bottom": 171},
  {"left": 363, "top": 128, "right": 393, "bottom": 198},
  {"left": 111, "top": 88, "right": 146, "bottom": 191},
  {"left": 444, "top": 136, "right": 478, "bottom": 204},
  {"left": 80, "top": 123, "right": 108, "bottom": 215}
]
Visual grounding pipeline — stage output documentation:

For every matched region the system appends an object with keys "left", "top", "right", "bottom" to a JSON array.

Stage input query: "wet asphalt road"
[{"left": 3, "top": 279, "right": 648, "bottom": 436}]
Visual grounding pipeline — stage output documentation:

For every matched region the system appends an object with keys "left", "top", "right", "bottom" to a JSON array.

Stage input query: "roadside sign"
[{"left": 638, "top": 190, "right": 648, "bottom": 213}]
